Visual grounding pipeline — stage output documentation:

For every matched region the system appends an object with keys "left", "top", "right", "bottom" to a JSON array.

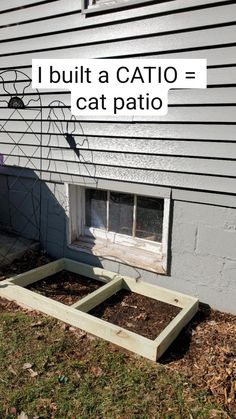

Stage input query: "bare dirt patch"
[
  {"left": 0, "top": 249, "right": 51, "bottom": 281},
  {"left": 26, "top": 270, "right": 104, "bottom": 305},
  {"left": 0, "top": 296, "right": 23, "bottom": 313},
  {"left": 90, "top": 289, "right": 181, "bottom": 340}
]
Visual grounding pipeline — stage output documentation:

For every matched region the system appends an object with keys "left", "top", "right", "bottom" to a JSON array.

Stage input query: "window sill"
[{"left": 68, "top": 236, "right": 166, "bottom": 274}]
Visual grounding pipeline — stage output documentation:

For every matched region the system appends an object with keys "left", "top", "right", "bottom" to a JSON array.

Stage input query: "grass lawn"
[{"left": 0, "top": 305, "right": 233, "bottom": 419}]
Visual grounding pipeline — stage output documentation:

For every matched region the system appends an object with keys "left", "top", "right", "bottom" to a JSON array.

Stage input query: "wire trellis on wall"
[
  {"left": 0, "top": 70, "right": 100, "bottom": 267},
  {"left": 0, "top": 69, "right": 43, "bottom": 267}
]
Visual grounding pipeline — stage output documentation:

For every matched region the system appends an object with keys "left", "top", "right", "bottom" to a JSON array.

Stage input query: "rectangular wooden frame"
[{"left": 0, "top": 258, "right": 198, "bottom": 360}]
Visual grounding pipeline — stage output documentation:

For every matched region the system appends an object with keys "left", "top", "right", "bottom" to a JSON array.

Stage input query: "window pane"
[
  {"left": 136, "top": 196, "right": 164, "bottom": 242},
  {"left": 109, "top": 192, "right": 134, "bottom": 236},
  {"left": 85, "top": 189, "right": 107, "bottom": 229}
]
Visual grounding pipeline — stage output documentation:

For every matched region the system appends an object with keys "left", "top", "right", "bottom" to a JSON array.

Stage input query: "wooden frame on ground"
[{"left": 0, "top": 258, "right": 198, "bottom": 360}]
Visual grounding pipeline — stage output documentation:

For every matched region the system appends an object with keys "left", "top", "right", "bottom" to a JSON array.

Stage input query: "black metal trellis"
[
  {"left": 0, "top": 69, "right": 43, "bottom": 267},
  {"left": 44, "top": 101, "right": 98, "bottom": 253},
  {"left": 0, "top": 69, "right": 100, "bottom": 267},
  {"left": 46, "top": 100, "right": 97, "bottom": 180}
]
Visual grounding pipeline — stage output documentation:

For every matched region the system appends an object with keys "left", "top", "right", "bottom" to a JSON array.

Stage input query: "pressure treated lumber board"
[
  {"left": 0, "top": 258, "right": 199, "bottom": 360},
  {"left": 71, "top": 276, "right": 123, "bottom": 312}
]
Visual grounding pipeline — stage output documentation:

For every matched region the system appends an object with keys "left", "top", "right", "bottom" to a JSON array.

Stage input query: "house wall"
[
  {"left": 1, "top": 172, "right": 235, "bottom": 314},
  {"left": 0, "top": 171, "right": 40, "bottom": 241},
  {"left": 0, "top": 0, "right": 235, "bottom": 312}
]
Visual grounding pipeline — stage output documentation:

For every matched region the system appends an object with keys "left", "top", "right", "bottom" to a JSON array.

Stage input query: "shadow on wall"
[
  {"left": 0, "top": 97, "right": 99, "bottom": 266},
  {"left": 0, "top": 163, "right": 162, "bottom": 284},
  {"left": 0, "top": 167, "right": 41, "bottom": 242},
  {"left": 0, "top": 153, "right": 174, "bottom": 280},
  {"left": 44, "top": 101, "right": 98, "bottom": 181},
  {"left": 0, "top": 99, "right": 173, "bottom": 280},
  {"left": 0, "top": 166, "right": 94, "bottom": 267},
  {"left": 0, "top": 166, "right": 148, "bottom": 283}
]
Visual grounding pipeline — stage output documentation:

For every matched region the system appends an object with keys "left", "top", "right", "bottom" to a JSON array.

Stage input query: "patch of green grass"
[{"left": 0, "top": 311, "right": 230, "bottom": 418}]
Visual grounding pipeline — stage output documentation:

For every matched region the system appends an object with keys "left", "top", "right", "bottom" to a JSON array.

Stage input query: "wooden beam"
[
  {"left": 7, "top": 259, "right": 65, "bottom": 287},
  {"left": 155, "top": 300, "right": 199, "bottom": 360},
  {"left": 122, "top": 276, "right": 193, "bottom": 308},
  {"left": 72, "top": 276, "right": 123, "bottom": 312},
  {"left": 64, "top": 258, "right": 123, "bottom": 284}
]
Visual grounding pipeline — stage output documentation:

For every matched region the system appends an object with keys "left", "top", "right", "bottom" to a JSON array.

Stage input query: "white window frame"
[
  {"left": 66, "top": 183, "right": 170, "bottom": 273},
  {"left": 82, "top": 0, "right": 156, "bottom": 15}
]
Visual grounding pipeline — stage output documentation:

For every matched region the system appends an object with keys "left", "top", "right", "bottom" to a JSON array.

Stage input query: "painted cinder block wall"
[
  {"left": 44, "top": 182, "right": 236, "bottom": 314},
  {"left": 0, "top": 0, "right": 235, "bottom": 313}
]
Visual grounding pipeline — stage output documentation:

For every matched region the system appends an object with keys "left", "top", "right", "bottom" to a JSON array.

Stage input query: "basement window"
[{"left": 68, "top": 186, "right": 170, "bottom": 273}]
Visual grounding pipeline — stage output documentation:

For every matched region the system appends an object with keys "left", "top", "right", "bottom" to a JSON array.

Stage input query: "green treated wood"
[
  {"left": 0, "top": 259, "right": 199, "bottom": 361},
  {"left": 154, "top": 300, "right": 199, "bottom": 360},
  {"left": 72, "top": 276, "right": 123, "bottom": 312},
  {"left": 0, "top": 280, "right": 156, "bottom": 360},
  {"left": 122, "top": 277, "right": 194, "bottom": 308},
  {"left": 8, "top": 259, "right": 64, "bottom": 287},
  {"left": 64, "top": 258, "right": 123, "bottom": 284}
]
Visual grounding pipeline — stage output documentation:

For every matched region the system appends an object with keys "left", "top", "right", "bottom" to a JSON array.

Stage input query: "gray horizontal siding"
[
  {"left": 0, "top": 0, "right": 235, "bottom": 198},
  {"left": 1, "top": 85, "right": 236, "bottom": 104},
  {"left": 0, "top": 26, "right": 235, "bottom": 67},
  {"left": 0, "top": 116, "right": 235, "bottom": 139},
  {"left": 0, "top": 0, "right": 231, "bottom": 27},
  {"left": 1, "top": 5, "right": 235, "bottom": 52},
  {"left": 3, "top": 155, "right": 236, "bottom": 194},
  {"left": 0, "top": 5, "right": 234, "bottom": 44},
  {"left": 3, "top": 148, "right": 236, "bottom": 176},
  {"left": 2, "top": 136, "right": 236, "bottom": 157},
  {"left": 0, "top": 107, "right": 234, "bottom": 123},
  {"left": 3, "top": 156, "right": 236, "bottom": 194}
]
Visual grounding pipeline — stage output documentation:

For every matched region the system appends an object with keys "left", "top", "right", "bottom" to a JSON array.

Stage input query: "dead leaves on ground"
[{"left": 166, "top": 312, "right": 236, "bottom": 414}]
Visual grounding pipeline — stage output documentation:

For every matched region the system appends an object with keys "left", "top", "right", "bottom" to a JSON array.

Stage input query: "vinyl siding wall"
[{"left": 0, "top": 0, "right": 235, "bottom": 202}]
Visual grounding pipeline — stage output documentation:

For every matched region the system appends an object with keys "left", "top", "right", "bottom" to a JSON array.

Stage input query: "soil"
[
  {"left": 0, "top": 249, "right": 52, "bottom": 281},
  {"left": 26, "top": 270, "right": 104, "bottom": 305},
  {"left": 0, "top": 296, "right": 23, "bottom": 313},
  {"left": 90, "top": 289, "right": 181, "bottom": 340}
]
